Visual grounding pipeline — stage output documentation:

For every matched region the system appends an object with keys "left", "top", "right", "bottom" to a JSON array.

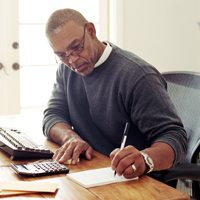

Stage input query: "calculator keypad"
[{"left": 33, "top": 162, "right": 67, "bottom": 173}]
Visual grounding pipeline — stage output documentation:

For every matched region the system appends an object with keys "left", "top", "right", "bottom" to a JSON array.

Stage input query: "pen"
[{"left": 114, "top": 122, "right": 130, "bottom": 176}]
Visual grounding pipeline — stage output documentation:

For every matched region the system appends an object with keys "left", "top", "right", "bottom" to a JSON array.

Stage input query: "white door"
[{"left": 0, "top": 0, "right": 20, "bottom": 115}]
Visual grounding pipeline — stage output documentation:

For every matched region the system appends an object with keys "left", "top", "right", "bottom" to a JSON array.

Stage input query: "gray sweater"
[{"left": 43, "top": 44, "right": 187, "bottom": 165}]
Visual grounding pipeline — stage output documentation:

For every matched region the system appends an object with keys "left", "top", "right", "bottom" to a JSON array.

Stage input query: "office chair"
[{"left": 160, "top": 71, "right": 200, "bottom": 199}]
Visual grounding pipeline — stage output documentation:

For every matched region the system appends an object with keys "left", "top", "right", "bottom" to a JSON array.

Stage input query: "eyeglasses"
[{"left": 55, "top": 23, "right": 87, "bottom": 62}]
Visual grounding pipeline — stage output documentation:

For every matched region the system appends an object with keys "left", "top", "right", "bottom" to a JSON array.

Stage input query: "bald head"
[{"left": 46, "top": 8, "right": 88, "bottom": 37}]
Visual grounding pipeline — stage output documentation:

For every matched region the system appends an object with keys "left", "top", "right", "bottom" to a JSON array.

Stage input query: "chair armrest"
[{"left": 160, "top": 163, "right": 200, "bottom": 182}]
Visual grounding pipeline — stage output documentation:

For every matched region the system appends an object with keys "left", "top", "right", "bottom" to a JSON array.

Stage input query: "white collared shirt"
[{"left": 94, "top": 42, "right": 112, "bottom": 68}]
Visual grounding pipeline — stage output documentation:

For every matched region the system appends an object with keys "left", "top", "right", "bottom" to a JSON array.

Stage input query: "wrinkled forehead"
[{"left": 48, "top": 21, "right": 83, "bottom": 52}]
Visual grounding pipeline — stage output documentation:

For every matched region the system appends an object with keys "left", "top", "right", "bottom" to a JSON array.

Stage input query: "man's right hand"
[{"left": 53, "top": 135, "right": 93, "bottom": 164}]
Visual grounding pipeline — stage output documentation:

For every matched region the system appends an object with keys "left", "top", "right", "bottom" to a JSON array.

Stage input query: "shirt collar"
[{"left": 94, "top": 42, "right": 112, "bottom": 68}]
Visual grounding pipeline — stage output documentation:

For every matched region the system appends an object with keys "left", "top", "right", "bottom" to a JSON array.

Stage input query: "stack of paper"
[
  {"left": 0, "top": 181, "right": 58, "bottom": 197},
  {"left": 67, "top": 167, "right": 138, "bottom": 188}
]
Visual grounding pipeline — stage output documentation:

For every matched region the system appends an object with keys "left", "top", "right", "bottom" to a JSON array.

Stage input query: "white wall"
[{"left": 110, "top": 0, "right": 200, "bottom": 73}]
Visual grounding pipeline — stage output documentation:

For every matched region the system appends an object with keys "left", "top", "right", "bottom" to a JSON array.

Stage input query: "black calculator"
[{"left": 11, "top": 161, "right": 69, "bottom": 177}]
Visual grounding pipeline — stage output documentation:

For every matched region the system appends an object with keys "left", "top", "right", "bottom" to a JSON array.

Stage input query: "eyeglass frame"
[{"left": 55, "top": 23, "right": 87, "bottom": 63}]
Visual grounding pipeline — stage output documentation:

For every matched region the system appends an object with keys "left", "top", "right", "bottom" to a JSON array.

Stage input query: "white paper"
[{"left": 67, "top": 167, "right": 138, "bottom": 188}]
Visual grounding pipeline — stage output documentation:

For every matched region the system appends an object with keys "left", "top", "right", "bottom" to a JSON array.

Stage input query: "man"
[{"left": 43, "top": 8, "right": 187, "bottom": 179}]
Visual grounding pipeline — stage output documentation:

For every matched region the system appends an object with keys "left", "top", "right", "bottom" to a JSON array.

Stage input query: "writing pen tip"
[{"left": 114, "top": 171, "right": 116, "bottom": 176}]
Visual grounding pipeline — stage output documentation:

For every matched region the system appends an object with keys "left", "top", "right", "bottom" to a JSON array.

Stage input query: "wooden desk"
[{"left": 0, "top": 139, "right": 190, "bottom": 200}]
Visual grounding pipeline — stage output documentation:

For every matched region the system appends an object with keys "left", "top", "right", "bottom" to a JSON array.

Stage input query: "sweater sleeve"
[
  {"left": 42, "top": 64, "right": 71, "bottom": 138},
  {"left": 127, "top": 73, "right": 187, "bottom": 165}
]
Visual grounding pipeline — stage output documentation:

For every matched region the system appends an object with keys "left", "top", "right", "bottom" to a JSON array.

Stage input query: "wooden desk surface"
[{"left": 0, "top": 139, "right": 190, "bottom": 200}]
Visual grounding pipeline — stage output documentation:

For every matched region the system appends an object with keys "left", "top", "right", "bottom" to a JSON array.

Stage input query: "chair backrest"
[{"left": 162, "top": 71, "right": 200, "bottom": 163}]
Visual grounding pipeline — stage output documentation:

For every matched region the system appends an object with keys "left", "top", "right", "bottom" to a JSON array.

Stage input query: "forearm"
[
  {"left": 143, "top": 142, "right": 175, "bottom": 171},
  {"left": 49, "top": 122, "right": 80, "bottom": 146}
]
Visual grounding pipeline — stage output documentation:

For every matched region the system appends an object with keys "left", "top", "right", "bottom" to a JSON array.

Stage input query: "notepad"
[{"left": 67, "top": 167, "right": 138, "bottom": 188}]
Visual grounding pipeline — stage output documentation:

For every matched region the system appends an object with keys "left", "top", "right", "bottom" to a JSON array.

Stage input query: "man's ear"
[{"left": 86, "top": 22, "right": 96, "bottom": 38}]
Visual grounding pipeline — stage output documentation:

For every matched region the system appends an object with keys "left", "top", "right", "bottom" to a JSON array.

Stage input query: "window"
[{"left": 19, "top": 0, "right": 106, "bottom": 109}]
